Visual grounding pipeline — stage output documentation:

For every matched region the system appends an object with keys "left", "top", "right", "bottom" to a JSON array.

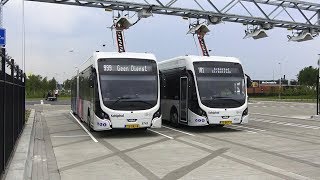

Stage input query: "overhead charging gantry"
[{"left": 19, "top": 0, "right": 320, "bottom": 42}]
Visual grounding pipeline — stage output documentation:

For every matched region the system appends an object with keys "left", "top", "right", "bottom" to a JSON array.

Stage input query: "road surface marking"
[
  {"left": 69, "top": 112, "right": 98, "bottom": 143},
  {"left": 162, "top": 125, "right": 195, "bottom": 136},
  {"left": 253, "top": 118, "right": 320, "bottom": 130},
  {"left": 228, "top": 126, "right": 257, "bottom": 134},
  {"left": 52, "top": 135, "right": 89, "bottom": 138},
  {"left": 231, "top": 124, "right": 266, "bottom": 132},
  {"left": 251, "top": 112, "right": 310, "bottom": 120},
  {"left": 148, "top": 129, "right": 174, "bottom": 139}
]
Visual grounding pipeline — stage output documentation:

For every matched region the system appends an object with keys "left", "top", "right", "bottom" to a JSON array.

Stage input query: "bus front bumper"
[
  {"left": 93, "top": 115, "right": 162, "bottom": 130},
  {"left": 151, "top": 116, "right": 162, "bottom": 128}
]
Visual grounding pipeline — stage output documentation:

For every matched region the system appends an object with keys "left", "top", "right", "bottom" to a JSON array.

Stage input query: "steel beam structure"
[{"left": 23, "top": 0, "right": 320, "bottom": 32}]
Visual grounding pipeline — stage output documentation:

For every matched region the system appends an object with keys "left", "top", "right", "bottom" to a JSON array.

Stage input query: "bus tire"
[
  {"left": 87, "top": 113, "right": 95, "bottom": 132},
  {"left": 170, "top": 108, "right": 179, "bottom": 127}
]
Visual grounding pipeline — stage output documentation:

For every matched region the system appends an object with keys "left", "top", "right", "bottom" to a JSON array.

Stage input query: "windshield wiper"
[
  {"left": 127, "top": 100, "right": 154, "bottom": 108},
  {"left": 111, "top": 96, "right": 132, "bottom": 107},
  {"left": 212, "top": 96, "right": 243, "bottom": 104}
]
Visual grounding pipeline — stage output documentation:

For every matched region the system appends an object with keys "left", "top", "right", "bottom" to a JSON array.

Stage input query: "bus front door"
[{"left": 180, "top": 77, "right": 188, "bottom": 123}]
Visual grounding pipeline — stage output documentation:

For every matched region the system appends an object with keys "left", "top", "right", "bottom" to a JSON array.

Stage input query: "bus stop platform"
[{"left": 4, "top": 103, "right": 320, "bottom": 180}]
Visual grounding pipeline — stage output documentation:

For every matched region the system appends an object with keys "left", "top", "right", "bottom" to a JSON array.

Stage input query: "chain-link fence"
[{"left": 0, "top": 48, "right": 26, "bottom": 178}]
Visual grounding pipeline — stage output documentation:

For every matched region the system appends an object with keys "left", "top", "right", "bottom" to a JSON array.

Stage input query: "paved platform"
[{"left": 6, "top": 101, "right": 320, "bottom": 179}]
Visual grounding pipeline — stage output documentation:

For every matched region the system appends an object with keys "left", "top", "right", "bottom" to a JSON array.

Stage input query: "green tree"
[
  {"left": 63, "top": 79, "right": 71, "bottom": 90},
  {"left": 26, "top": 74, "right": 42, "bottom": 96},
  {"left": 297, "top": 66, "right": 318, "bottom": 86},
  {"left": 48, "top": 77, "right": 57, "bottom": 91}
]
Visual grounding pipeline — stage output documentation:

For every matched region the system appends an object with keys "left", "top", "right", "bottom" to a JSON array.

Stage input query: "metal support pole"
[
  {"left": 318, "top": 10, "right": 320, "bottom": 25},
  {"left": 10, "top": 59, "right": 14, "bottom": 144},
  {"left": 278, "top": 62, "right": 282, "bottom": 99},
  {"left": 1, "top": 47, "right": 5, "bottom": 174},
  {"left": 0, "top": 1, "right": 3, "bottom": 28},
  {"left": 197, "top": 34, "right": 209, "bottom": 56},
  {"left": 318, "top": 54, "right": 320, "bottom": 115},
  {"left": 115, "top": 30, "right": 125, "bottom": 53},
  {"left": 317, "top": 74, "right": 319, "bottom": 115}
]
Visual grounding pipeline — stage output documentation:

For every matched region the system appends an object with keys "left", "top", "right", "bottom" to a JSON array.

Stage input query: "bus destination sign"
[
  {"left": 197, "top": 67, "right": 240, "bottom": 74},
  {"left": 103, "top": 65, "right": 153, "bottom": 72}
]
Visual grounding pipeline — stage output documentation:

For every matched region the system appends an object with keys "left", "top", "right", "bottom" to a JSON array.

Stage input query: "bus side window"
[{"left": 245, "top": 74, "right": 252, "bottom": 88}]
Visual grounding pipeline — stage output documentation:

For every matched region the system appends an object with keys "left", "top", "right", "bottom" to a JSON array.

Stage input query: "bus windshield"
[
  {"left": 194, "top": 61, "right": 246, "bottom": 108},
  {"left": 98, "top": 58, "right": 158, "bottom": 110}
]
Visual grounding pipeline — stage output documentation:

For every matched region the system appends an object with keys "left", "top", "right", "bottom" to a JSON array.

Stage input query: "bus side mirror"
[
  {"left": 89, "top": 74, "right": 95, "bottom": 88},
  {"left": 89, "top": 77, "right": 94, "bottom": 88},
  {"left": 89, "top": 67, "right": 96, "bottom": 88},
  {"left": 245, "top": 74, "right": 252, "bottom": 88}
]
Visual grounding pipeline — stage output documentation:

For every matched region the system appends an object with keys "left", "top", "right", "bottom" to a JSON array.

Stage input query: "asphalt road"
[
  {"left": 26, "top": 99, "right": 70, "bottom": 109},
  {"left": 29, "top": 101, "right": 320, "bottom": 180}
]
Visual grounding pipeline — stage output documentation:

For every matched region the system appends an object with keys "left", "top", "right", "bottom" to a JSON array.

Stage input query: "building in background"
[{"left": 248, "top": 77, "right": 298, "bottom": 96}]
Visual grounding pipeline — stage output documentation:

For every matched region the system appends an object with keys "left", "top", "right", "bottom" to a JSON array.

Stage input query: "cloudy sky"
[{"left": 3, "top": 0, "right": 320, "bottom": 83}]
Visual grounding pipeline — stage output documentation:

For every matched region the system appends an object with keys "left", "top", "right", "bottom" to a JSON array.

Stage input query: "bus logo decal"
[
  {"left": 127, "top": 119, "right": 137, "bottom": 122},
  {"left": 111, "top": 114, "right": 125, "bottom": 118}
]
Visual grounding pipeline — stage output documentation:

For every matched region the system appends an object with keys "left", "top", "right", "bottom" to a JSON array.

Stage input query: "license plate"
[
  {"left": 125, "top": 124, "right": 140, "bottom": 129},
  {"left": 220, "top": 120, "right": 232, "bottom": 125}
]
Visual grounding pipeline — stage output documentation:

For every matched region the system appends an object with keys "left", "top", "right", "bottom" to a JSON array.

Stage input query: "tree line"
[
  {"left": 26, "top": 74, "right": 72, "bottom": 98},
  {"left": 25, "top": 65, "right": 319, "bottom": 98}
]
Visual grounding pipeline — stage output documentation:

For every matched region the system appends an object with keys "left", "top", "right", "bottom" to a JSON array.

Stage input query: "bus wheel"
[
  {"left": 170, "top": 110, "right": 179, "bottom": 127},
  {"left": 87, "top": 114, "right": 95, "bottom": 132}
]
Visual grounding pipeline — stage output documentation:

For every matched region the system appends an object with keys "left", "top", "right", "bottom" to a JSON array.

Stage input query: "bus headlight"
[
  {"left": 198, "top": 108, "right": 207, "bottom": 117},
  {"left": 242, "top": 108, "right": 248, "bottom": 116},
  {"left": 153, "top": 109, "right": 161, "bottom": 119},
  {"left": 98, "top": 112, "right": 110, "bottom": 120}
]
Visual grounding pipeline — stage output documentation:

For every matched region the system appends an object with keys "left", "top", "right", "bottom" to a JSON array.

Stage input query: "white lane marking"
[
  {"left": 230, "top": 125, "right": 266, "bottom": 132},
  {"left": 252, "top": 118, "right": 320, "bottom": 130},
  {"left": 251, "top": 112, "right": 310, "bottom": 120},
  {"left": 225, "top": 153, "right": 312, "bottom": 180},
  {"left": 148, "top": 129, "right": 174, "bottom": 139},
  {"left": 52, "top": 135, "right": 90, "bottom": 138},
  {"left": 162, "top": 125, "right": 195, "bottom": 136},
  {"left": 69, "top": 112, "right": 98, "bottom": 143},
  {"left": 244, "top": 130, "right": 257, "bottom": 134},
  {"left": 228, "top": 126, "right": 257, "bottom": 134}
]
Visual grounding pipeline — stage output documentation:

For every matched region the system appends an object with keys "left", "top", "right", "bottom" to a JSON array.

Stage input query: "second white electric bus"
[
  {"left": 71, "top": 52, "right": 161, "bottom": 131},
  {"left": 159, "top": 55, "right": 249, "bottom": 127}
]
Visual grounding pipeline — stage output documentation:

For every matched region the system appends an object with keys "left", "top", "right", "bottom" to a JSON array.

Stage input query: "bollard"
[{"left": 40, "top": 100, "right": 43, "bottom": 105}]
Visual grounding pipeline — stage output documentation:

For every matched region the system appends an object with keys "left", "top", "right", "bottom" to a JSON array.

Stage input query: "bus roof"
[
  {"left": 158, "top": 55, "right": 242, "bottom": 70},
  {"left": 93, "top": 52, "right": 156, "bottom": 61}
]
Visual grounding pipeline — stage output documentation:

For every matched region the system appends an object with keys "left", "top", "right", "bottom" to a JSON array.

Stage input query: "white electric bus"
[
  {"left": 71, "top": 52, "right": 161, "bottom": 131},
  {"left": 159, "top": 55, "right": 249, "bottom": 127}
]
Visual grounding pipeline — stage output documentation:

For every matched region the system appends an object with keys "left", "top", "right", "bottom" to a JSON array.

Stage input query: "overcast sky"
[{"left": 3, "top": 0, "right": 320, "bottom": 83}]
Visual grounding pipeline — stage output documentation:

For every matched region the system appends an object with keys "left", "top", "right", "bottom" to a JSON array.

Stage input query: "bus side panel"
[
  {"left": 78, "top": 67, "right": 92, "bottom": 121},
  {"left": 71, "top": 78, "right": 77, "bottom": 113},
  {"left": 161, "top": 99, "right": 179, "bottom": 120},
  {"left": 160, "top": 68, "right": 182, "bottom": 121}
]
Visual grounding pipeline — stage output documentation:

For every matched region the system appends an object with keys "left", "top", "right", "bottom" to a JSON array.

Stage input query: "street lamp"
[
  {"left": 317, "top": 54, "right": 320, "bottom": 115},
  {"left": 278, "top": 62, "right": 282, "bottom": 99}
]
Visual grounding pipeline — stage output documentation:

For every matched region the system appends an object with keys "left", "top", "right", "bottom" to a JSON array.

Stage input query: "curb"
[
  {"left": 4, "top": 109, "right": 36, "bottom": 180},
  {"left": 310, "top": 115, "right": 320, "bottom": 121}
]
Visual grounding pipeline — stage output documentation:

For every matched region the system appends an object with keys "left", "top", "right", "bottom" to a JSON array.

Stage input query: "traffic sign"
[{"left": 0, "top": 28, "right": 6, "bottom": 46}]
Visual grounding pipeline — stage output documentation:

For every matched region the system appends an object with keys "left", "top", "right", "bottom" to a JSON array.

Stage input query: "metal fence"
[{"left": 0, "top": 48, "right": 26, "bottom": 179}]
